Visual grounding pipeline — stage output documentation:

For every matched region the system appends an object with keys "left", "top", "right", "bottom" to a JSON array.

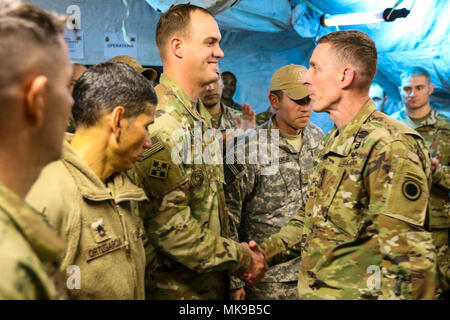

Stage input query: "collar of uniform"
[
  {"left": 0, "top": 181, "right": 65, "bottom": 264},
  {"left": 325, "top": 99, "right": 376, "bottom": 157},
  {"left": 267, "top": 115, "right": 302, "bottom": 154},
  {"left": 62, "top": 133, "right": 147, "bottom": 203},
  {"left": 302, "top": 123, "right": 321, "bottom": 151},
  {"left": 159, "top": 74, "right": 211, "bottom": 126},
  {"left": 398, "top": 107, "right": 439, "bottom": 129}
]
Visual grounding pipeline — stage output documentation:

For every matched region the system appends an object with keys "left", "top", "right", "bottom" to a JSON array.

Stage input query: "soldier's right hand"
[{"left": 240, "top": 241, "right": 268, "bottom": 285}]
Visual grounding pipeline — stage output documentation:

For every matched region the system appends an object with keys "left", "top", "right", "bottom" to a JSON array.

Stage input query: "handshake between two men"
[{"left": 240, "top": 240, "right": 268, "bottom": 285}]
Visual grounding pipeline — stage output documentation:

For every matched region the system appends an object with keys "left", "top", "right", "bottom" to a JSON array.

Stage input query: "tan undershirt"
[
  {"left": 280, "top": 130, "right": 303, "bottom": 151},
  {"left": 409, "top": 112, "right": 430, "bottom": 126}
]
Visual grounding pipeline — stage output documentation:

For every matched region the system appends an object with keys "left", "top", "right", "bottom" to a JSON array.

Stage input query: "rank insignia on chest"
[
  {"left": 149, "top": 159, "right": 169, "bottom": 179},
  {"left": 90, "top": 218, "right": 111, "bottom": 243}
]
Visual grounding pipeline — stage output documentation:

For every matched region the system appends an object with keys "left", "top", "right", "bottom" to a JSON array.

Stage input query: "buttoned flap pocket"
[{"left": 313, "top": 168, "right": 364, "bottom": 240}]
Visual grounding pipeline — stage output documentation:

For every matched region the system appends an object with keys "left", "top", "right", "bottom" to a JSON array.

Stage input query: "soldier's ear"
[
  {"left": 340, "top": 67, "right": 354, "bottom": 89},
  {"left": 110, "top": 106, "right": 125, "bottom": 141},
  {"left": 24, "top": 75, "right": 48, "bottom": 127},
  {"left": 268, "top": 92, "right": 280, "bottom": 111},
  {"left": 428, "top": 83, "right": 434, "bottom": 96},
  {"left": 170, "top": 37, "right": 183, "bottom": 59}
]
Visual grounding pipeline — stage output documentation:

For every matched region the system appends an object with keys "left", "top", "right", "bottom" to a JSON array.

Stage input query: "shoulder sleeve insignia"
[
  {"left": 149, "top": 159, "right": 170, "bottom": 180},
  {"left": 402, "top": 173, "right": 422, "bottom": 201}
]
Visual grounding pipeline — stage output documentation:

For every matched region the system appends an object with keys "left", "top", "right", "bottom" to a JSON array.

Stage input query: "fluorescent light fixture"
[{"left": 320, "top": 8, "right": 410, "bottom": 27}]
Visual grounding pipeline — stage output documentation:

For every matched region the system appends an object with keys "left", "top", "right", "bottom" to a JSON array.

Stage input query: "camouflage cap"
[
  {"left": 270, "top": 64, "right": 308, "bottom": 100},
  {"left": 108, "top": 55, "right": 157, "bottom": 81}
]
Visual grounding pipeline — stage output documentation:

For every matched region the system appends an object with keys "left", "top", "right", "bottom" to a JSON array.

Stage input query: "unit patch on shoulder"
[
  {"left": 402, "top": 175, "right": 422, "bottom": 201},
  {"left": 149, "top": 159, "right": 170, "bottom": 179},
  {"left": 142, "top": 136, "right": 164, "bottom": 160}
]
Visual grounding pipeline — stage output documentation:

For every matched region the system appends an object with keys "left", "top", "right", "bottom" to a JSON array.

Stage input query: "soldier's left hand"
[{"left": 236, "top": 103, "right": 256, "bottom": 132}]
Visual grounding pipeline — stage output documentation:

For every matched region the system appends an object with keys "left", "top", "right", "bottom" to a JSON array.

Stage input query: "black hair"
[{"left": 72, "top": 61, "right": 157, "bottom": 127}]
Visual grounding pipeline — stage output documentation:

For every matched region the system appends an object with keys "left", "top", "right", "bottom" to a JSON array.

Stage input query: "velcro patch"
[
  {"left": 190, "top": 167, "right": 204, "bottom": 187},
  {"left": 143, "top": 136, "right": 164, "bottom": 160},
  {"left": 385, "top": 160, "right": 428, "bottom": 227},
  {"left": 86, "top": 238, "right": 123, "bottom": 262},
  {"left": 224, "top": 152, "right": 243, "bottom": 184},
  {"left": 402, "top": 174, "right": 422, "bottom": 201},
  {"left": 149, "top": 159, "right": 169, "bottom": 180}
]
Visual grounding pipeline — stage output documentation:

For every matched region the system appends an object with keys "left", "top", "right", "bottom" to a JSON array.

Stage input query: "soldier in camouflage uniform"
[
  {"left": 255, "top": 106, "right": 274, "bottom": 126},
  {"left": 260, "top": 31, "right": 437, "bottom": 300},
  {"left": 391, "top": 66, "right": 449, "bottom": 298},
  {"left": 225, "top": 65, "right": 324, "bottom": 300},
  {"left": 0, "top": 3, "right": 73, "bottom": 299},
  {"left": 200, "top": 76, "right": 243, "bottom": 131},
  {"left": 133, "top": 4, "right": 266, "bottom": 300}
]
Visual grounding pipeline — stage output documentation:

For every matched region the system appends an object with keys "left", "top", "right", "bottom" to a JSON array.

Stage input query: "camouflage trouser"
[
  {"left": 432, "top": 229, "right": 450, "bottom": 299},
  {"left": 245, "top": 281, "right": 298, "bottom": 300}
]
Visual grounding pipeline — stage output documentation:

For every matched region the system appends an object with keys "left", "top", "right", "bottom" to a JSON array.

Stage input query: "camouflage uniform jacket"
[
  {"left": 390, "top": 108, "right": 449, "bottom": 229},
  {"left": 0, "top": 182, "right": 65, "bottom": 299},
  {"left": 255, "top": 107, "right": 272, "bottom": 126},
  {"left": 134, "top": 74, "right": 251, "bottom": 300},
  {"left": 262, "top": 100, "right": 437, "bottom": 300},
  {"left": 224, "top": 116, "right": 323, "bottom": 289},
  {"left": 211, "top": 102, "right": 241, "bottom": 132},
  {"left": 391, "top": 108, "right": 449, "bottom": 296},
  {"left": 27, "top": 135, "right": 148, "bottom": 299}
]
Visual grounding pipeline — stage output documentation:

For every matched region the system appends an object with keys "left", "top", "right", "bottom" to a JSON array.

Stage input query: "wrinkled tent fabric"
[{"left": 29, "top": 0, "right": 449, "bottom": 133}]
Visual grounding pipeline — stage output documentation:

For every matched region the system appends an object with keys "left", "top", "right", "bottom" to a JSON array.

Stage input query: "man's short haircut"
[
  {"left": 0, "top": 2, "right": 66, "bottom": 104},
  {"left": 155, "top": 4, "right": 212, "bottom": 60},
  {"left": 400, "top": 66, "right": 431, "bottom": 83},
  {"left": 319, "top": 30, "right": 377, "bottom": 90},
  {"left": 371, "top": 81, "right": 386, "bottom": 97},
  {"left": 221, "top": 71, "right": 237, "bottom": 83},
  {"left": 72, "top": 61, "right": 157, "bottom": 128}
]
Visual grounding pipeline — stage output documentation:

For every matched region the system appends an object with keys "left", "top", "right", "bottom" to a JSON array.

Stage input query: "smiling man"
[
  {"left": 26, "top": 61, "right": 157, "bottom": 299},
  {"left": 260, "top": 31, "right": 436, "bottom": 300},
  {"left": 225, "top": 65, "right": 323, "bottom": 300},
  {"left": 133, "top": 4, "right": 266, "bottom": 300}
]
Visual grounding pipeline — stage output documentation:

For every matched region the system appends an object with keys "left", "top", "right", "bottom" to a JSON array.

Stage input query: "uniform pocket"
[{"left": 321, "top": 168, "right": 364, "bottom": 240}]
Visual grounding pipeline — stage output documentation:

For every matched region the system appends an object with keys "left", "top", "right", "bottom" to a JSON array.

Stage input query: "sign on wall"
[
  {"left": 104, "top": 32, "right": 138, "bottom": 59},
  {"left": 63, "top": 30, "right": 84, "bottom": 60}
]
